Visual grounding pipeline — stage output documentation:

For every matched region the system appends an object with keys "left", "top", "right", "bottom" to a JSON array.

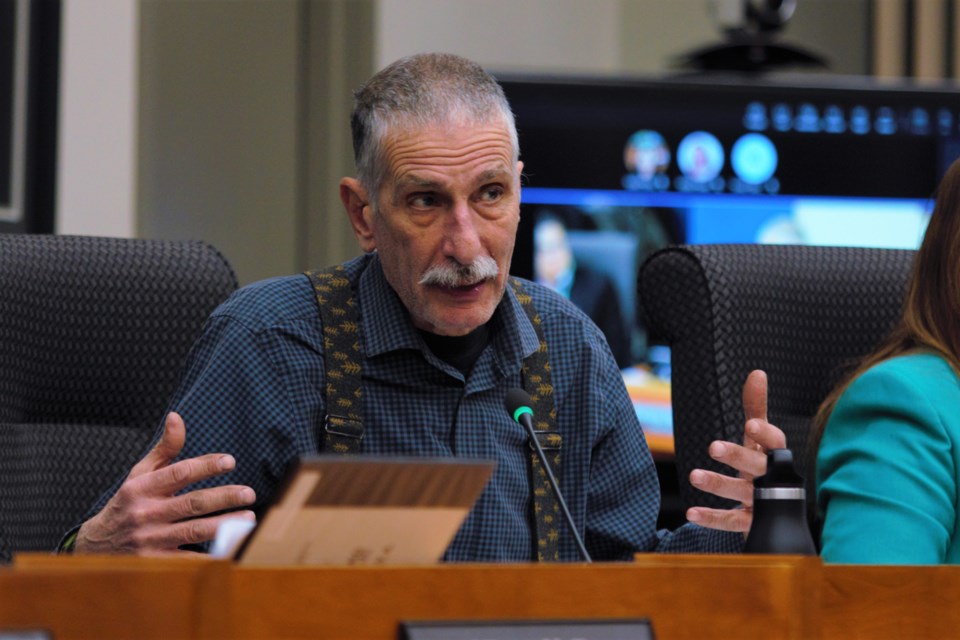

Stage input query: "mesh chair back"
[
  {"left": 638, "top": 244, "right": 915, "bottom": 509},
  {"left": 0, "top": 234, "right": 237, "bottom": 560}
]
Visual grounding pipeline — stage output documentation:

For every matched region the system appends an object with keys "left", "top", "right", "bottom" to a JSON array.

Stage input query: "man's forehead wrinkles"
[
  {"left": 384, "top": 127, "right": 514, "bottom": 166},
  {"left": 391, "top": 137, "right": 504, "bottom": 155},
  {"left": 389, "top": 158, "right": 513, "bottom": 193},
  {"left": 390, "top": 148, "right": 513, "bottom": 169},
  {"left": 395, "top": 165, "right": 509, "bottom": 185},
  {"left": 388, "top": 124, "right": 509, "bottom": 146}
]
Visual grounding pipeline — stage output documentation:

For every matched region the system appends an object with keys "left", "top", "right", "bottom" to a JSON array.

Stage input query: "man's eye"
[
  {"left": 479, "top": 186, "right": 504, "bottom": 202},
  {"left": 410, "top": 194, "right": 437, "bottom": 208}
]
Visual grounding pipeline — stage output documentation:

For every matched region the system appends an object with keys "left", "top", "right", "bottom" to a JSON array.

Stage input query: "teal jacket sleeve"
[{"left": 816, "top": 355, "right": 959, "bottom": 564}]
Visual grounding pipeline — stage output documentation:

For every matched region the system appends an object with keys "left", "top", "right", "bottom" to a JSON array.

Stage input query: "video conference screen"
[{"left": 502, "top": 74, "right": 960, "bottom": 449}]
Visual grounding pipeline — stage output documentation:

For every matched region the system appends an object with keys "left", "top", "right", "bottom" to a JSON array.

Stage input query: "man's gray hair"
[{"left": 350, "top": 53, "right": 519, "bottom": 202}]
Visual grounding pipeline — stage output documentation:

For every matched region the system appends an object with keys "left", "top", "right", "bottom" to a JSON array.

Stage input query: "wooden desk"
[
  {"left": 231, "top": 554, "right": 817, "bottom": 639},
  {"left": 1, "top": 554, "right": 955, "bottom": 639},
  {"left": 821, "top": 564, "right": 960, "bottom": 638},
  {"left": 0, "top": 556, "right": 227, "bottom": 639}
]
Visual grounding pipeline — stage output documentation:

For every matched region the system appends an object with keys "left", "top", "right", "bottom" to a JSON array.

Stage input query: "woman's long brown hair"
[{"left": 810, "top": 157, "right": 960, "bottom": 454}]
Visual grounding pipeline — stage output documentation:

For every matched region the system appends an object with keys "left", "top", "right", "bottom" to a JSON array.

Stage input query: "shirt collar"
[{"left": 358, "top": 253, "right": 540, "bottom": 371}]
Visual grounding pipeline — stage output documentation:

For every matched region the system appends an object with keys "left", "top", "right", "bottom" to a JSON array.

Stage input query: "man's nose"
[{"left": 440, "top": 201, "right": 482, "bottom": 263}]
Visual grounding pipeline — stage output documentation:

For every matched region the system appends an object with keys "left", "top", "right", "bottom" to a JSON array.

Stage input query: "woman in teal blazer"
[{"left": 814, "top": 157, "right": 960, "bottom": 565}]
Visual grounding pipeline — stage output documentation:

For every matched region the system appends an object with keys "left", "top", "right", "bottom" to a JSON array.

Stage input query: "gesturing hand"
[
  {"left": 685, "top": 370, "right": 787, "bottom": 533},
  {"left": 75, "top": 412, "right": 256, "bottom": 555}
]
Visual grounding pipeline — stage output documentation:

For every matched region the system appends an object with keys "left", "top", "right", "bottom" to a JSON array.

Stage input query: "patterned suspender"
[
  {"left": 304, "top": 267, "right": 564, "bottom": 561},
  {"left": 508, "top": 277, "right": 562, "bottom": 562},
  {"left": 305, "top": 266, "right": 364, "bottom": 454}
]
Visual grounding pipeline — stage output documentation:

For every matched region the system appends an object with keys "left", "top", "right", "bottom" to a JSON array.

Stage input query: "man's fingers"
[
  {"left": 129, "top": 412, "right": 187, "bottom": 479},
  {"left": 686, "top": 506, "right": 752, "bottom": 533},
  {"left": 133, "top": 453, "right": 239, "bottom": 497},
  {"left": 687, "top": 370, "right": 785, "bottom": 535},
  {"left": 140, "top": 549, "right": 215, "bottom": 559},
  {"left": 745, "top": 418, "right": 787, "bottom": 451},
  {"left": 689, "top": 468, "right": 754, "bottom": 505},
  {"left": 130, "top": 510, "right": 257, "bottom": 553},
  {"left": 707, "top": 439, "right": 769, "bottom": 481},
  {"left": 741, "top": 370, "right": 768, "bottom": 426},
  {"left": 161, "top": 485, "right": 257, "bottom": 523},
  {"left": 167, "top": 510, "right": 257, "bottom": 549},
  {"left": 77, "top": 483, "right": 254, "bottom": 554}
]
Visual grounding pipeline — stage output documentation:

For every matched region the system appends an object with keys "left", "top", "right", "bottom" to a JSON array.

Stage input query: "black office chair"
[
  {"left": 637, "top": 244, "right": 915, "bottom": 511},
  {"left": 0, "top": 234, "right": 237, "bottom": 562}
]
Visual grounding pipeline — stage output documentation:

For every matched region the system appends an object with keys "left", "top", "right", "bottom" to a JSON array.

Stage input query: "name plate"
[{"left": 400, "top": 619, "right": 654, "bottom": 640}]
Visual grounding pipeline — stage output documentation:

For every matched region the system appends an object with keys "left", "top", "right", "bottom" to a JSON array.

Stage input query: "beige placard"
[{"left": 237, "top": 457, "right": 494, "bottom": 566}]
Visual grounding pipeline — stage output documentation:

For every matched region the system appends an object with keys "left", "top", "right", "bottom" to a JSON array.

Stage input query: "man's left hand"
[{"left": 685, "top": 369, "right": 787, "bottom": 532}]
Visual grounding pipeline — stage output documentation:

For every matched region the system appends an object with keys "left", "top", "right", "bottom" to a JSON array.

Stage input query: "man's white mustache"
[{"left": 419, "top": 256, "right": 499, "bottom": 287}]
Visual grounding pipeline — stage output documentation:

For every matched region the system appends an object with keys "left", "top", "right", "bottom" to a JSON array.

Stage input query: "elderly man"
[{"left": 70, "top": 53, "right": 782, "bottom": 560}]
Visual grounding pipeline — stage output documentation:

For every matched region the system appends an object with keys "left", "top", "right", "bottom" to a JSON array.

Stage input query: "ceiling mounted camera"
[{"left": 711, "top": 0, "right": 798, "bottom": 35}]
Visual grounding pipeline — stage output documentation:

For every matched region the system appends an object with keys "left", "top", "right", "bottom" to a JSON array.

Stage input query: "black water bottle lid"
[
  {"left": 745, "top": 447, "right": 817, "bottom": 554},
  {"left": 754, "top": 448, "right": 806, "bottom": 499}
]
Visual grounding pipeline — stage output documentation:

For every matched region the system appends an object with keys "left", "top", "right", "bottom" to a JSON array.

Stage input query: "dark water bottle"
[{"left": 744, "top": 448, "right": 816, "bottom": 555}]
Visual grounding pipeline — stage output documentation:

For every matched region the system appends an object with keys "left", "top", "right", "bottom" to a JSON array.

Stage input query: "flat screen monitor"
[{"left": 501, "top": 73, "right": 959, "bottom": 453}]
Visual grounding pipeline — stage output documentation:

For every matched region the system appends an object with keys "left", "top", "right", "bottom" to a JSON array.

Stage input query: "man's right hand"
[
  {"left": 75, "top": 412, "right": 256, "bottom": 555},
  {"left": 685, "top": 370, "right": 787, "bottom": 533}
]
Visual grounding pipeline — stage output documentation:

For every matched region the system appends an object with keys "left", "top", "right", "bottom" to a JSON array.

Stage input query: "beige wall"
[
  {"left": 137, "top": 0, "right": 302, "bottom": 285},
  {"left": 59, "top": 0, "right": 882, "bottom": 284},
  {"left": 377, "top": 0, "right": 622, "bottom": 74},
  {"left": 56, "top": 0, "right": 139, "bottom": 237}
]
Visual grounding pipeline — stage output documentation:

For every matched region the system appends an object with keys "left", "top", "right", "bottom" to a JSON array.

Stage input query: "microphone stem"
[{"left": 523, "top": 421, "right": 592, "bottom": 563}]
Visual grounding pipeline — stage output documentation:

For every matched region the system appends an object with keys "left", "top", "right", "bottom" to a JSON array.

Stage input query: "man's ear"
[{"left": 340, "top": 177, "right": 376, "bottom": 252}]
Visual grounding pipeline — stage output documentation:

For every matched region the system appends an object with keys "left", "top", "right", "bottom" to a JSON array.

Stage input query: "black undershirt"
[{"left": 419, "top": 324, "right": 491, "bottom": 376}]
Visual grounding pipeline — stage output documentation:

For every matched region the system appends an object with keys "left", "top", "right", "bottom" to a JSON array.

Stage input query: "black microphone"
[{"left": 505, "top": 388, "right": 592, "bottom": 562}]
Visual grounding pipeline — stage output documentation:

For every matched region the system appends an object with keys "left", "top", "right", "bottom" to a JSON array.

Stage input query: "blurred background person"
[{"left": 534, "top": 213, "right": 632, "bottom": 368}]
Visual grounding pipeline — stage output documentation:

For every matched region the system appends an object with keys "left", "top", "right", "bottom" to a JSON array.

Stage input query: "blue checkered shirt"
[{"left": 83, "top": 253, "right": 741, "bottom": 560}]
